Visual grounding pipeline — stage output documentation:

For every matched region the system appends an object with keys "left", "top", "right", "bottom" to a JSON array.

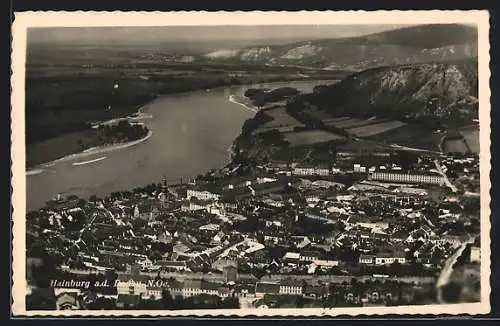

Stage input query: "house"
[
  {"left": 255, "top": 282, "right": 280, "bottom": 298},
  {"left": 186, "top": 188, "right": 221, "bottom": 201},
  {"left": 160, "top": 260, "right": 190, "bottom": 272},
  {"left": 374, "top": 252, "right": 406, "bottom": 265},
  {"left": 264, "top": 235, "right": 280, "bottom": 244},
  {"left": 470, "top": 246, "right": 481, "bottom": 263},
  {"left": 315, "top": 164, "right": 331, "bottom": 176},
  {"left": 210, "top": 231, "right": 227, "bottom": 246},
  {"left": 182, "top": 199, "right": 209, "bottom": 212},
  {"left": 299, "top": 250, "right": 321, "bottom": 262},
  {"left": 181, "top": 280, "right": 222, "bottom": 298},
  {"left": 282, "top": 252, "right": 300, "bottom": 262},
  {"left": 218, "top": 286, "right": 231, "bottom": 298},
  {"left": 293, "top": 164, "right": 316, "bottom": 176},
  {"left": 279, "top": 278, "right": 303, "bottom": 295},
  {"left": 296, "top": 236, "right": 312, "bottom": 250},
  {"left": 368, "top": 170, "right": 445, "bottom": 186},
  {"left": 359, "top": 254, "right": 375, "bottom": 265},
  {"left": 157, "top": 230, "right": 173, "bottom": 244}
]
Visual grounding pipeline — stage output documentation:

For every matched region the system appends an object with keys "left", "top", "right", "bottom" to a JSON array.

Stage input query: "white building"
[
  {"left": 470, "top": 246, "right": 481, "bottom": 263},
  {"left": 279, "top": 279, "right": 303, "bottom": 295},
  {"left": 374, "top": 253, "right": 406, "bottom": 265},
  {"left": 186, "top": 189, "right": 221, "bottom": 201},
  {"left": 359, "top": 254, "right": 375, "bottom": 264},
  {"left": 368, "top": 171, "right": 444, "bottom": 185},
  {"left": 293, "top": 165, "right": 316, "bottom": 176}
]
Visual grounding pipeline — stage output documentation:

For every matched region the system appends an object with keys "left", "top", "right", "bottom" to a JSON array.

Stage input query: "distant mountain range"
[{"left": 198, "top": 24, "right": 478, "bottom": 71}]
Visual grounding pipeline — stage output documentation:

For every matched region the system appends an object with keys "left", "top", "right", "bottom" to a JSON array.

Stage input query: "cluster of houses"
[{"left": 27, "top": 149, "right": 480, "bottom": 310}]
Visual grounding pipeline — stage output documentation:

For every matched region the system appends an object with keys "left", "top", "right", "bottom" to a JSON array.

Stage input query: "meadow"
[{"left": 284, "top": 130, "right": 345, "bottom": 146}]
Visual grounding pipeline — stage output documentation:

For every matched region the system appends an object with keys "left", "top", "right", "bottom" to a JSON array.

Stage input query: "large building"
[
  {"left": 186, "top": 188, "right": 221, "bottom": 201},
  {"left": 368, "top": 170, "right": 445, "bottom": 185}
]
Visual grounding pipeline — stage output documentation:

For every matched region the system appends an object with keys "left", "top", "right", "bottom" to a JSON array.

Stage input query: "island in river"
[{"left": 27, "top": 119, "right": 150, "bottom": 168}]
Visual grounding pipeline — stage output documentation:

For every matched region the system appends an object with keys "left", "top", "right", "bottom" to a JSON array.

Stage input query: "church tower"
[
  {"left": 162, "top": 175, "right": 167, "bottom": 193},
  {"left": 161, "top": 175, "right": 168, "bottom": 206}
]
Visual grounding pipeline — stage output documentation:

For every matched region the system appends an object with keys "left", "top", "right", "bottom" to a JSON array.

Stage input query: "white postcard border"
[{"left": 11, "top": 10, "right": 491, "bottom": 317}]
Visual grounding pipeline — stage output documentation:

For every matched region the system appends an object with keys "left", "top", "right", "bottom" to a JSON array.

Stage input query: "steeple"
[{"left": 162, "top": 175, "right": 167, "bottom": 193}]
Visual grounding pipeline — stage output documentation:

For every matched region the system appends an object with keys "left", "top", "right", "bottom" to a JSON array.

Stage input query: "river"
[{"left": 26, "top": 80, "right": 337, "bottom": 211}]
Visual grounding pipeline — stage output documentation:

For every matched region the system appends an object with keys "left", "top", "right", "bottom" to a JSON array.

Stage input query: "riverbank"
[
  {"left": 228, "top": 94, "right": 258, "bottom": 113},
  {"left": 27, "top": 130, "right": 153, "bottom": 175}
]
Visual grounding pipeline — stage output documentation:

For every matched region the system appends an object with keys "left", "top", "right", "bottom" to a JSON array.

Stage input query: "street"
[{"left": 436, "top": 237, "right": 475, "bottom": 303}]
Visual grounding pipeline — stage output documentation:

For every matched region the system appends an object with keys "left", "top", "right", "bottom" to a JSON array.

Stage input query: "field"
[
  {"left": 347, "top": 120, "right": 407, "bottom": 137},
  {"left": 283, "top": 130, "right": 344, "bottom": 146},
  {"left": 255, "top": 107, "right": 305, "bottom": 133},
  {"left": 326, "top": 118, "right": 363, "bottom": 128},
  {"left": 322, "top": 116, "right": 352, "bottom": 125},
  {"left": 302, "top": 107, "right": 335, "bottom": 121},
  {"left": 461, "top": 128, "right": 480, "bottom": 153},
  {"left": 367, "top": 124, "right": 441, "bottom": 152},
  {"left": 443, "top": 139, "right": 469, "bottom": 154},
  {"left": 336, "top": 138, "right": 393, "bottom": 152}
]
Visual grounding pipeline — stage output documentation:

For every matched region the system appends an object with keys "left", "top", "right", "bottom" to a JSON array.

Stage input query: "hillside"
[
  {"left": 202, "top": 24, "right": 478, "bottom": 70},
  {"left": 231, "top": 59, "right": 478, "bottom": 164},
  {"left": 294, "top": 59, "right": 478, "bottom": 126}
]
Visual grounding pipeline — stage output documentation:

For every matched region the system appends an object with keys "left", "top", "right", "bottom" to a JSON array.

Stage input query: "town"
[{"left": 26, "top": 147, "right": 481, "bottom": 310}]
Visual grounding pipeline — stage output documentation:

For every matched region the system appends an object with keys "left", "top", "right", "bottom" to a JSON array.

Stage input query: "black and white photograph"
[{"left": 11, "top": 11, "right": 491, "bottom": 316}]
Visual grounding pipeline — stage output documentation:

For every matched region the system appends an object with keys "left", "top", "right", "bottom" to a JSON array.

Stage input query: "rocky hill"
[
  {"left": 294, "top": 59, "right": 478, "bottom": 126},
  {"left": 201, "top": 24, "right": 478, "bottom": 70}
]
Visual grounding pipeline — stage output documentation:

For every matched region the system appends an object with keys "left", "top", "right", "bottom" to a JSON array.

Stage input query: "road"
[
  {"left": 433, "top": 159, "right": 458, "bottom": 193},
  {"left": 436, "top": 237, "right": 475, "bottom": 303}
]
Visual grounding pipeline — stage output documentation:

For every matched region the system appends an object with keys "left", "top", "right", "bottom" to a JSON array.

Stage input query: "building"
[
  {"left": 374, "top": 252, "right": 406, "bottom": 265},
  {"left": 159, "top": 260, "right": 190, "bottom": 271},
  {"left": 255, "top": 282, "right": 280, "bottom": 298},
  {"left": 470, "top": 246, "right": 481, "bottom": 263},
  {"left": 299, "top": 250, "right": 321, "bottom": 262},
  {"left": 180, "top": 280, "right": 224, "bottom": 298},
  {"left": 279, "top": 279, "right": 303, "bottom": 295},
  {"left": 353, "top": 164, "right": 367, "bottom": 173},
  {"left": 359, "top": 254, "right": 375, "bottom": 265},
  {"left": 293, "top": 164, "right": 316, "bottom": 176},
  {"left": 283, "top": 252, "right": 300, "bottom": 262},
  {"left": 315, "top": 164, "right": 331, "bottom": 176},
  {"left": 116, "top": 274, "right": 148, "bottom": 297},
  {"left": 368, "top": 170, "right": 444, "bottom": 185},
  {"left": 293, "top": 164, "right": 332, "bottom": 176},
  {"left": 186, "top": 188, "right": 221, "bottom": 201}
]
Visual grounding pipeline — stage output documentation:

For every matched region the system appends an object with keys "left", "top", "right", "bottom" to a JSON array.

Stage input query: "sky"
[{"left": 28, "top": 25, "right": 413, "bottom": 45}]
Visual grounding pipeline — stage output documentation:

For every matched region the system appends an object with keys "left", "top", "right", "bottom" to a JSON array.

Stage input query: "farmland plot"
[
  {"left": 460, "top": 128, "right": 479, "bottom": 153},
  {"left": 347, "top": 120, "right": 406, "bottom": 137},
  {"left": 443, "top": 139, "right": 469, "bottom": 153},
  {"left": 254, "top": 107, "right": 305, "bottom": 134},
  {"left": 284, "top": 130, "right": 345, "bottom": 146}
]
